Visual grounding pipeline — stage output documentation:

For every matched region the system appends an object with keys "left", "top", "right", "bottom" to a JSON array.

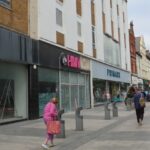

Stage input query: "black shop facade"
[{"left": 29, "top": 41, "right": 91, "bottom": 119}]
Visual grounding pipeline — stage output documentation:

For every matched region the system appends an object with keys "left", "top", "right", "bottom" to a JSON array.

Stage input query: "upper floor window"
[
  {"left": 77, "top": 22, "right": 82, "bottom": 36},
  {"left": 58, "top": 0, "right": 63, "bottom": 3},
  {"left": 91, "top": 0, "right": 95, "bottom": 26},
  {"left": 117, "top": 4, "right": 119, "bottom": 16},
  {"left": 56, "top": 0, "right": 63, "bottom": 5},
  {"left": 123, "top": 12, "right": 125, "bottom": 23},
  {"left": 110, "top": 0, "right": 112, "bottom": 8},
  {"left": 102, "top": 0, "right": 104, "bottom": 11},
  {"left": 92, "top": 26, "right": 96, "bottom": 49},
  {"left": 0, "top": 0, "right": 11, "bottom": 7},
  {"left": 56, "top": 8, "right": 63, "bottom": 26},
  {"left": 76, "top": 0, "right": 82, "bottom": 16}
]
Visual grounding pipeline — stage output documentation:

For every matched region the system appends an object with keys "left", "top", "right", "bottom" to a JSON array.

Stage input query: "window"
[
  {"left": 102, "top": 0, "right": 104, "bottom": 11},
  {"left": 124, "top": 33, "right": 126, "bottom": 48},
  {"left": 111, "top": 20, "right": 114, "bottom": 39},
  {"left": 91, "top": 0, "right": 95, "bottom": 26},
  {"left": 56, "top": 31, "right": 65, "bottom": 46},
  {"left": 58, "top": 0, "right": 63, "bottom": 3},
  {"left": 56, "top": 8, "right": 63, "bottom": 26},
  {"left": 102, "top": 12, "right": 106, "bottom": 33},
  {"left": 78, "top": 41, "right": 83, "bottom": 53},
  {"left": 56, "top": 0, "right": 63, "bottom": 4},
  {"left": 77, "top": 22, "right": 82, "bottom": 36},
  {"left": 92, "top": 26, "right": 96, "bottom": 49},
  {"left": 117, "top": 4, "right": 119, "bottom": 16},
  {"left": 76, "top": 0, "right": 82, "bottom": 16},
  {"left": 0, "top": 0, "right": 11, "bottom": 7},
  {"left": 110, "top": 0, "right": 112, "bottom": 8},
  {"left": 123, "top": 12, "right": 125, "bottom": 23},
  {"left": 118, "top": 28, "right": 120, "bottom": 43}
]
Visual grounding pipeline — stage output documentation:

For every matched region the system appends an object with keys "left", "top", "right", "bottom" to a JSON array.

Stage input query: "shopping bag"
[
  {"left": 139, "top": 97, "right": 145, "bottom": 107},
  {"left": 47, "top": 120, "right": 61, "bottom": 134},
  {"left": 139, "top": 93, "right": 146, "bottom": 107}
]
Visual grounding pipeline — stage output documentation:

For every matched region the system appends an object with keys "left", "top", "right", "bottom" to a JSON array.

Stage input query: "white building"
[{"left": 29, "top": 0, "right": 131, "bottom": 111}]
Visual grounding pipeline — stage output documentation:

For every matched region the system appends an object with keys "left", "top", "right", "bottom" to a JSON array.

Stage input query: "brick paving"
[{"left": 0, "top": 102, "right": 150, "bottom": 150}]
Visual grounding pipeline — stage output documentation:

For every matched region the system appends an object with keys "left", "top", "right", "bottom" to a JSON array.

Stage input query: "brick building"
[{"left": 129, "top": 21, "right": 138, "bottom": 85}]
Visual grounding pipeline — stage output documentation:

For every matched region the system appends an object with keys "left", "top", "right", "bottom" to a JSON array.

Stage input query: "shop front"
[
  {"left": 37, "top": 41, "right": 91, "bottom": 116},
  {"left": 131, "top": 75, "right": 138, "bottom": 86},
  {"left": 143, "top": 79, "right": 150, "bottom": 91},
  {"left": 0, "top": 27, "right": 34, "bottom": 122},
  {"left": 0, "top": 62, "right": 28, "bottom": 122},
  {"left": 92, "top": 61, "right": 131, "bottom": 105}
]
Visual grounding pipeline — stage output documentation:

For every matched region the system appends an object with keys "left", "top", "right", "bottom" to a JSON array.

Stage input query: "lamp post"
[{"left": 58, "top": 52, "right": 65, "bottom": 109}]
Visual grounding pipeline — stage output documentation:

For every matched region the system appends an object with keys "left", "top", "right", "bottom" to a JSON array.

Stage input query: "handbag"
[
  {"left": 47, "top": 120, "right": 61, "bottom": 134},
  {"left": 139, "top": 93, "right": 145, "bottom": 107}
]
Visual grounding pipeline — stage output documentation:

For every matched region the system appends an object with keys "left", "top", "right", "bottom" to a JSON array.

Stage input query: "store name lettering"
[
  {"left": 107, "top": 69, "right": 120, "bottom": 78},
  {"left": 67, "top": 55, "right": 80, "bottom": 69}
]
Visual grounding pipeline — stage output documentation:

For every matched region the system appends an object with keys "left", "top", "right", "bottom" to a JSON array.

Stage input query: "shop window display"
[
  {"left": 93, "top": 79, "right": 106, "bottom": 103},
  {"left": 0, "top": 79, "right": 14, "bottom": 119},
  {"left": 61, "top": 71, "right": 90, "bottom": 112},
  {"left": 38, "top": 68, "right": 59, "bottom": 116}
]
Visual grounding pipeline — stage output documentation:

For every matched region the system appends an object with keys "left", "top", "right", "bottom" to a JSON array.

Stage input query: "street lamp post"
[{"left": 58, "top": 52, "right": 65, "bottom": 109}]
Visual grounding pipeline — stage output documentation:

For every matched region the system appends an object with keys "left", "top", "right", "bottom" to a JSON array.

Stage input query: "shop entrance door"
[{"left": 70, "top": 85, "right": 78, "bottom": 111}]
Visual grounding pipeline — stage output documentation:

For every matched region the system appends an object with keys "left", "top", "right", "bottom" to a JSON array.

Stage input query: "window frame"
[
  {"left": 92, "top": 26, "right": 96, "bottom": 50},
  {"left": 77, "top": 21, "right": 82, "bottom": 37},
  {"left": 56, "top": 8, "right": 63, "bottom": 27}
]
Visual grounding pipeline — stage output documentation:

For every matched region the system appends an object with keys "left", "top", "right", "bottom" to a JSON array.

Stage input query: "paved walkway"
[{"left": 0, "top": 102, "right": 150, "bottom": 150}]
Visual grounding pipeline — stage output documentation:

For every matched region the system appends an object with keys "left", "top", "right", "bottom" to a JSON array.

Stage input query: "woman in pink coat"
[{"left": 42, "top": 97, "right": 58, "bottom": 149}]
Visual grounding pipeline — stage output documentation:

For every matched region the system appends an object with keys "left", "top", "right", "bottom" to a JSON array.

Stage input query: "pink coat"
[{"left": 43, "top": 102, "right": 58, "bottom": 121}]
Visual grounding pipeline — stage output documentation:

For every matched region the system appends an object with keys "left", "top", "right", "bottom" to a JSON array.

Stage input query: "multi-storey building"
[
  {"left": 136, "top": 36, "right": 150, "bottom": 90},
  {"left": 29, "top": 0, "right": 131, "bottom": 111},
  {"left": 0, "top": 0, "right": 131, "bottom": 122},
  {"left": 0, "top": 0, "right": 32, "bottom": 122},
  {"left": 145, "top": 50, "right": 150, "bottom": 90},
  {"left": 129, "top": 21, "right": 138, "bottom": 85}
]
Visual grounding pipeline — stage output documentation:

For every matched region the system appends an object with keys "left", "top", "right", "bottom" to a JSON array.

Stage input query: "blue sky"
[{"left": 128, "top": 0, "right": 150, "bottom": 49}]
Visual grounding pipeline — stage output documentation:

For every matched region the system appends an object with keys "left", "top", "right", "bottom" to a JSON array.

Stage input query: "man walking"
[{"left": 133, "top": 88, "right": 146, "bottom": 126}]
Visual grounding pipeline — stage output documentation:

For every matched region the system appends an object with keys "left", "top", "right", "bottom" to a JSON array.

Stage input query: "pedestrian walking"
[
  {"left": 42, "top": 97, "right": 58, "bottom": 149},
  {"left": 133, "top": 88, "right": 146, "bottom": 126},
  {"left": 125, "top": 85, "right": 135, "bottom": 110}
]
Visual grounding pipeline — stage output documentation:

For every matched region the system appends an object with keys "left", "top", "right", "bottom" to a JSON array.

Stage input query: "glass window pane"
[
  {"left": 78, "top": 74, "right": 85, "bottom": 85},
  {"left": 0, "top": 0, "right": 11, "bottom": 7},
  {"left": 85, "top": 75, "right": 90, "bottom": 108},
  {"left": 0, "top": 63, "right": 27, "bottom": 120},
  {"left": 93, "top": 79, "right": 106, "bottom": 103},
  {"left": 61, "top": 85, "right": 70, "bottom": 112},
  {"left": 79, "top": 85, "right": 85, "bottom": 108},
  {"left": 77, "top": 22, "right": 81, "bottom": 36},
  {"left": 70, "top": 85, "right": 78, "bottom": 111},
  {"left": 61, "top": 71, "right": 69, "bottom": 83},
  {"left": 70, "top": 72, "right": 78, "bottom": 84},
  {"left": 56, "top": 8, "right": 63, "bottom": 26},
  {"left": 39, "top": 68, "right": 58, "bottom": 82},
  {"left": 38, "top": 68, "right": 59, "bottom": 116}
]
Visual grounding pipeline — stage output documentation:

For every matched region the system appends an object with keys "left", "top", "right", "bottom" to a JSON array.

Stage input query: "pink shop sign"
[{"left": 67, "top": 55, "right": 80, "bottom": 69}]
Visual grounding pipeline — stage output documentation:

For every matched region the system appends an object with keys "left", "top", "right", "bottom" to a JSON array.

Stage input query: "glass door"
[
  {"left": 70, "top": 85, "right": 78, "bottom": 111},
  {"left": 61, "top": 84, "right": 70, "bottom": 112}
]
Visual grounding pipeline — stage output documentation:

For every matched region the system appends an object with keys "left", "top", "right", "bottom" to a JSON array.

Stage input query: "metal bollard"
[
  {"left": 104, "top": 102, "right": 111, "bottom": 120},
  {"left": 56, "top": 109, "right": 65, "bottom": 138},
  {"left": 112, "top": 102, "right": 118, "bottom": 117},
  {"left": 75, "top": 107, "right": 83, "bottom": 131}
]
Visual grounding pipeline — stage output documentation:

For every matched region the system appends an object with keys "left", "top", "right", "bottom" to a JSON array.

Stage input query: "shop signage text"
[
  {"left": 67, "top": 55, "right": 80, "bottom": 68},
  {"left": 61, "top": 54, "right": 80, "bottom": 69},
  {"left": 107, "top": 69, "right": 120, "bottom": 78}
]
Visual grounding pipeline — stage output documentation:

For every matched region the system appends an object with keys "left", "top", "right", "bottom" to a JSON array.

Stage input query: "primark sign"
[{"left": 107, "top": 69, "right": 120, "bottom": 78}]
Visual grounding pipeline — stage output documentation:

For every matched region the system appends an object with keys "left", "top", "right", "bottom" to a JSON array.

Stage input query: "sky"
[{"left": 128, "top": 0, "right": 150, "bottom": 49}]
